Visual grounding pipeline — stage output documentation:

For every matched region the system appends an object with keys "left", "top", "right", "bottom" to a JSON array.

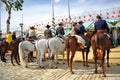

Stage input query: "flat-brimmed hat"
[
  {"left": 58, "top": 22, "right": 63, "bottom": 26},
  {"left": 78, "top": 20, "right": 84, "bottom": 24},
  {"left": 46, "top": 25, "right": 51, "bottom": 28}
]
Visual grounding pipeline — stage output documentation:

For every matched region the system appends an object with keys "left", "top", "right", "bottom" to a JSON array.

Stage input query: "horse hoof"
[
  {"left": 13, "top": 64, "right": 15, "bottom": 66},
  {"left": 70, "top": 71, "right": 74, "bottom": 74},
  {"left": 102, "top": 74, "right": 106, "bottom": 77},
  {"left": 56, "top": 62, "right": 59, "bottom": 64},
  {"left": 94, "top": 71, "right": 98, "bottom": 74},
  {"left": 25, "top": 66, "right": 28, "bottom": 68},
  {"left": 54, "top": 66, "right": 57, "bottom": 69},
  {"left": 107, "top": 65, "right": 110, "bottom": 67},
  {"left": 86, "top": 65, "right": 89, "bottom": 67},
  {"left": 63, "top": 62, "right": 65, "bottom": 64},
  {"left": 40, "top": 66, "right": 45, "bottom": 68},
  {"left": 50, "top": 67, "right": 53, "bottom": 69}
]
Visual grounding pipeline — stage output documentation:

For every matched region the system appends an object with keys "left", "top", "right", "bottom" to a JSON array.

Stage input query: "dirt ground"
[{"left": 0, "top": 46, "right": 120, "bottom": 80}]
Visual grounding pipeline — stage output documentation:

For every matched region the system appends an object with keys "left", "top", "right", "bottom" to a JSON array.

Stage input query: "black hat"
[
  {"left": 46, "top": 25, "right": 51, "bottom": 28},
  {"left": 78, "top": 20, "right": 84, "bottom": 24},
  {"left": 96, "top": 15, "right": 102, "bottom": 19}
]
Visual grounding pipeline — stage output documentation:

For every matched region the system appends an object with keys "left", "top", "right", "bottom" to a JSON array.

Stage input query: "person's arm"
[
  {"left": 61, "top": 27, "right": 65, "bottom": 35},
  {"left": 104, "top": 21, "right": 109, "bottom": 32}
]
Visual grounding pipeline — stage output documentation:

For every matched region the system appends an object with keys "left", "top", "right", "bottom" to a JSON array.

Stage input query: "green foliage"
[
  {"left": 1, "top": 0, "right": 24, "bottom": 11},
  {"left": 109, "top": 20, "right": 120, "bottom": 26}
]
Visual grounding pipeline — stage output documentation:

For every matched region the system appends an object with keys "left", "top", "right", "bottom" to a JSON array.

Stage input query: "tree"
[{"left": 1, "top": 0, "right": 24, "bottom": 33}]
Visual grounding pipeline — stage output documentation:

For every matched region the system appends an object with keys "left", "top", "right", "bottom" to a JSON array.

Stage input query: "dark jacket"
[
  {"left": 56, "top": 27, "right": 65, "bottom": 36},
  {"left": 94, "top": 20, "right": 109, "bottom": 32},
  {"left": 44, "top": 29, "right": 53, "bottom": 38},
  {"left": 12, "top": 34, "right": 16, "bottom": 40},
  {"left": 76, "top": 25, "right": 86, "bottom": 35}
]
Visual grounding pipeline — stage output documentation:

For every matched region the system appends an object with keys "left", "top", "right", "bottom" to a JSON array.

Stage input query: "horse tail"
[
  {"left": 66, "top": 38, "right": 70, "bottom": 48},
  {"left": 18, "top": 42, "right": 26, "bottom": 67}
]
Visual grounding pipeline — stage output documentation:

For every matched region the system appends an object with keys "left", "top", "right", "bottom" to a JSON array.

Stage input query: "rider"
[
  {"left": 6, "top": 31, "right": 12, "bottom": 44},
  {"left": 94, "top": 15, "right": 114, "bottom": 47},
  {"left": 70, "top": 22, "right": 86, "bottom": 49},
  {"left": 44, "top": 25, "right": 53, "bottom": 39},
  {"left": 56, "top": 22, "right": 65, "bottom": 38},
  {"left": 76, "top": 20, "right": 90, "bottom": 48}
]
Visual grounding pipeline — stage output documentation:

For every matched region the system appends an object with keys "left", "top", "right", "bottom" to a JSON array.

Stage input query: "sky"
[{"left": 1, "top": 0, "right": 120, "bottom": 32}]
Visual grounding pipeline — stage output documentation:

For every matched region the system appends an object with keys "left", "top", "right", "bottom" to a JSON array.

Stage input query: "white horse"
[
  {"left": 48, "top": 37, "right": 66, "bottom": 68},
  {"left": 36, "top": 37, "right": 66, "bottom": 68},
  {"left": 18, "top": 41, "right": 35, "bottom": 67}
]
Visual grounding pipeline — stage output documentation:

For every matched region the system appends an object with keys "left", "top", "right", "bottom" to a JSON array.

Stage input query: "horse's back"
[
  {"left": 48, "top": 37, "right": 65, "bottom": 52},
  {"left": 19, "top": 41, "right": 35, "bottom": 52}
]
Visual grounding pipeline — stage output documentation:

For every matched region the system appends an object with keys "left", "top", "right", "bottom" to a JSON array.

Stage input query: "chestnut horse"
[
  {"left": 0, "top": 38, "right": 9, "bottom": 62},
  {"left": 91, "top": 33, "right": 111, "bottom": 77},
  {"left": 10, "top": 38, "right": 21, "bottom": 66},
  {"left": 66, "top": 32, "right": 92, "bottom": 74}
]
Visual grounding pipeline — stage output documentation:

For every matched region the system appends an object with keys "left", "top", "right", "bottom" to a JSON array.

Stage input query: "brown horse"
[
  {"left": 91, "top": 33, "right": 111, "bottom": 77},
  {"left": 66, "top": 32, "right": 92, "bottom": 74},
  {"left": 10, "top": 38, "right": 21, "bottom": 66},
  {"left": 0, "top": 38, "right": 9, "bottom": 62}
]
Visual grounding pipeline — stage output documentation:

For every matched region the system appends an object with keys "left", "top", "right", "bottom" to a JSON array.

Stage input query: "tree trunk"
[{"left": 6, "top": 10, "right": 11, "bottom": 33}]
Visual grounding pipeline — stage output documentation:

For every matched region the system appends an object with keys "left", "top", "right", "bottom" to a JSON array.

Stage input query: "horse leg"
[
  {"left": 101, "top": 50, "right": 106, "bottom": 77},
  {"left": 82, "top": 50, "right": 85, "bottom": 66},
  {"left": 11, "top": 52, "right": 15, "bottom": 66},
  {"left": 85, "top": 51, "right": 89, "bottom": 67},
  {"left": 107, "top": 49, "right": 110, "bottom": 67},
  {"left": 1, "top": 52, "right": 6, "bottom": 62},
  {"left": 62, "top": 52, "right": 65, "bottom": 64},
  {"left": 39, "top": 51, "right": 45, "bottom": 68},
  {"left": 14, "top": 53, "right": 20, "bottom": 65},
  {"left": 69, "top": 50, "right": 75, "bottom": 74},
  {"left": 93, "top": 49, "right": 98, "bottom": 73},
  {"left": 66, "top": 48, "right": 70, "bottom": 68},
  {"left": 55, "top": 53, "right": 59, "bottom": 64}
]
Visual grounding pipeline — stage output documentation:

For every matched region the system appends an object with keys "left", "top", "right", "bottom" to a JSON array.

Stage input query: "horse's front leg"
[
  {"left": 101, "top": 50, "right": 106, "bottom": 77},
  {"left": 107, "top": 49, "right": 110, "bottom": 67}
]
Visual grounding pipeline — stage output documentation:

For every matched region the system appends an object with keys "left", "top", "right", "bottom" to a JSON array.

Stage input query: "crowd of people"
[{"left": 0, "top": 15, "right": 115, "bottom": 62}]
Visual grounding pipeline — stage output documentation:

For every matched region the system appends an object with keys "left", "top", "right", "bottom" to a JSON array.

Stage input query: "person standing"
[
  {"left": 44, "top": 25, "right": 53, "bottom": 39},
  {"left": 6, "top": 31, "right": 12, "bottom": 44}
]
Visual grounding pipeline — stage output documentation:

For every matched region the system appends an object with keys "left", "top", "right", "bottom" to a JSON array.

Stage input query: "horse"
[
  {"left": 47, "top": 37, "right": 66, "bottom": 68},
  {"left": 18, "top": 41, "right": 35, "bottom": 67},
  {"left": 91, "top": 33, "right": 111, "bottom": 77},
  {"left": 0, "top": 38, "right": 10, "bottom": 62},
  {"left": 36, "top": 37, "right": 66, "bottom": 68},
  {"left": 9, "top": 38, "right": 21, "bottom": 66},
  {"left": 66, "top": 32, "right": 92, "bottom": 74}
]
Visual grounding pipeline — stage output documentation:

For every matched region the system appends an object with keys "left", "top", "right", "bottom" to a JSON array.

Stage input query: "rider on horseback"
[
  {"left": 44, "top": 25, "right": 53, "bottom": 39},
  {"left": 94, "top": 15, "right": 114, "bottom": 48},
  {"left": 56, "top": 22, "right": 65, "bottom": 39},
  {"left": 77, "top": 20, "right": 90, "bottom": 48}
]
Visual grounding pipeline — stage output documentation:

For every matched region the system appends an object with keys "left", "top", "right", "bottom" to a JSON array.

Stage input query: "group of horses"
[{"left": 0, "top": 29, "right": 112, "bottom": 77}]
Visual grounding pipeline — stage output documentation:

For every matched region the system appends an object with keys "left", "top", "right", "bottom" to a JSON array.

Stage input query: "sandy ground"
[{"left": 0, "top": 46, "right": 120, "bottom": 80}]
